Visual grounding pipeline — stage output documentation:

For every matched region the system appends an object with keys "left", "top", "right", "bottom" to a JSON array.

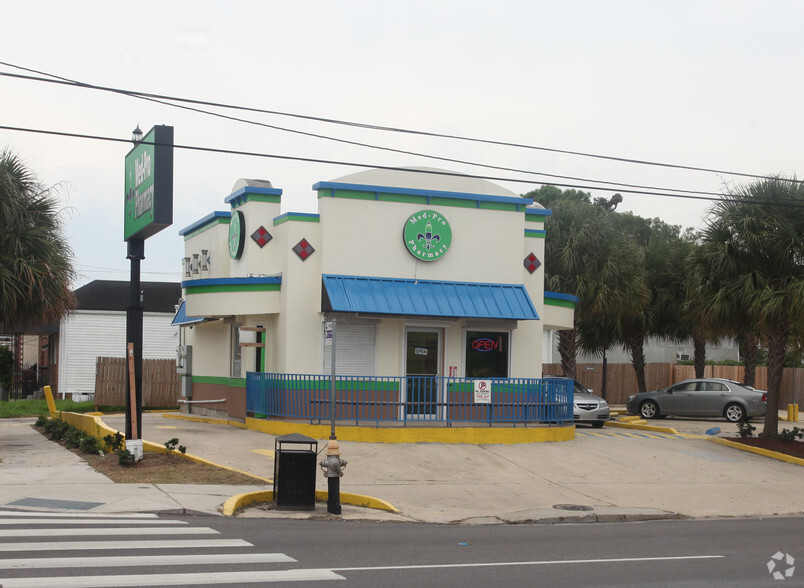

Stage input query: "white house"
[{"left": 57, "top": 280, "right": 180, "bottom": 399}]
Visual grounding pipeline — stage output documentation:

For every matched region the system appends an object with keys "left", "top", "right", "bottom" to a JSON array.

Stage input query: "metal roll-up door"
[{"left": 322, "top": 321, "right": 376, "bottom": 376}]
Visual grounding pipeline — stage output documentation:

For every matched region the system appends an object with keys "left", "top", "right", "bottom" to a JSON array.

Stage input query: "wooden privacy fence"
[
  {"left": 543, "top": 363, "right": 804, "bottom": 406},
  {"left": 94, "top": 357, "right": 180, "bottom": 408}
]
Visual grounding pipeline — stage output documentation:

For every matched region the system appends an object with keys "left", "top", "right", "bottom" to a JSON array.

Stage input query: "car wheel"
[
  {"left": 724, "top": 403, "right": 746, "bottom": 423},
  {"left": 592, "top": 421, "right": 605, "bottom": 429},
  {"left": 639, "top": 400, "right": 660, "bottom": 419}
]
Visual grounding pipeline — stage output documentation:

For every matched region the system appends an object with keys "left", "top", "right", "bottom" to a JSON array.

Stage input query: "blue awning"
[
  {"left": 171, "top": 301, "right": 206, "bottom": 326},
  {"left": 322, "top": 275, "right": 539, "bottom": 320}
]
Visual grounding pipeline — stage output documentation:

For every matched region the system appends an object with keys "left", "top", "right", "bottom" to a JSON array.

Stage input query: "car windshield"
[{"left": 574, "top": 382, "right": 591, "bottom": 395}]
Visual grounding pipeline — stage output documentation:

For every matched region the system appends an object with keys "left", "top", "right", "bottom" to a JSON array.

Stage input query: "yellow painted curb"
[
  {"left": 244, "top": 418, "right": 575, "bottom": 445},
  {"left": 43, "top": 385, "right": 58, "bottom": 418},
  {"left": 223, "top": 490, "right": 274, "bottom": 516},
  {"left": 162, "top": 413, "right": 248, "bottom": 429},
  {"left": 618, "top": 415, "right": 644, "bottom": 423},
  {"left": 605, "top": 420, "right": 681, "bottom": 435},
  {"left": 222, "top": 489, "right": 400, "bottom": 517},
  {"left": 709, "top": 438, "right": 804, "bottom": 467}
]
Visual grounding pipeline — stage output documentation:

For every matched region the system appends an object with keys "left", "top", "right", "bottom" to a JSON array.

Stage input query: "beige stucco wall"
[
  {"left": 179, "top": 171, "right": 573, "bottom": 385},
  {"left": 318, "top": 197, "right": 526, "bottom": 285},
  {"left": 182, "top": 216, "right": 230, "bottom": 282},
  {"left": 185, "top": 318, "right": 231, "bottom": 377}
]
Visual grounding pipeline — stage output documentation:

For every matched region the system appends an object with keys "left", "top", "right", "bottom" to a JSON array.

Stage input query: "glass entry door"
[{"left": 405, "top": 329, "right": 441, "bottom": 418}]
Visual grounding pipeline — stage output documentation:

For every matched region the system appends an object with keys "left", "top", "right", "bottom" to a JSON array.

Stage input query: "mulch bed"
[{"left": 77, "top": 450, "right": 269, "bottom": 485}]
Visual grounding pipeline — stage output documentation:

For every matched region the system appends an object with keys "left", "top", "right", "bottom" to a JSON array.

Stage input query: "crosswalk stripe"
[
  {"left": 0, "top": 512, "right": 158, "bottom": 519},
  {"left": 0, "top": 553, "right": 297, "bottom": 569},
  {"left": 0, "top": 569, "right": 345, "bottom": 586},
  {"left": 0, "top": 539, "right": 252, "bottom": 552},
  {"left": 0, "top": 526, "right": 217, "bottom": 538},
  {"left": 0, "top": 518, "right": 188, "bottom": 526}
]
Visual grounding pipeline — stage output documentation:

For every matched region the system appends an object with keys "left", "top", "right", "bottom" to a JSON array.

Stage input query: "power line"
[
  {"left": 4, "top": 123, "right": 804, "bottom": 208},
  {"left": 1, "top": 62, "right": 794, "bottom": 191},
  {"left": 0, "top": 66, "right": 727, "bottom": 199}
]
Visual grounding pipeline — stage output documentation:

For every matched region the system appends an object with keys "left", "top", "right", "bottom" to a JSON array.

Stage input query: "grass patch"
[{"left": 0, "top": 398, "right": 96, "bottom": 418}]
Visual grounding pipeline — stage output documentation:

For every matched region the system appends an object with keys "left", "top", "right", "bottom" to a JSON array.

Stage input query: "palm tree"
[
  {"left": 0, "top": 150, "right": 76, "bottom": 331},
  {"left": 698, "top": 176, "right": 804, "bottom": 437},
  {"left": 543, "top": 197, "right": 644, "bottom": 382}
]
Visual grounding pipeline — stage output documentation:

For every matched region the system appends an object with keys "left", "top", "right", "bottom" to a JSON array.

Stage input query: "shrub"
[
  {"left": 777, "top": 427, "right": 803, "bottom": 443},
  {"left": 35, "top": 414, "right": 48, "bottom": 427},
  {"left": 737, "top": 421, "right": 756, "bottom": 438},
  {"left": 164, "top": 438, "right": 187, "bottom": 455},
  {"left": 79, "top": 436, "right": 102, "bottom": 455},
  {"left": 118, "top": 450, "right": 137, "bottom": 466},
  {"left": 44, "top": 419, "right": 70, "bottom": 441},
  {"left": 64, "top": 428, "right": 86, "bottom": 449},
  {"left": 103, "top": 432, "right": 125, "bottom": 452}
]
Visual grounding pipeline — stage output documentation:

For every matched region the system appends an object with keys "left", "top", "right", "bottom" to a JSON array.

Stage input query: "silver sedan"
[
  {"left": 572, "top": 380, "right": 610, "bottom": 428},
  {"left": 626, "top": 378, "right": 766, "bottom": 423}
]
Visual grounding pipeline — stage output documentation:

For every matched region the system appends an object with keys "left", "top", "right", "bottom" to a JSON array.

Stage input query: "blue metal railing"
[{"left": 246, "top": 373, "right": 573, "bottom": 427}]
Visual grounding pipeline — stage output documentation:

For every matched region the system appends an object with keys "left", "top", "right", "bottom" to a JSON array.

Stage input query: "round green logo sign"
[
  {"left": 403, "top": 209, "right": 452, "bottom": 261},
  {"left": 228, "top": 210, "right": 245, "bottom": 260}
]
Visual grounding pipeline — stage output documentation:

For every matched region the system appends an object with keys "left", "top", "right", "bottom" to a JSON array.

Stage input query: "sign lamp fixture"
[{"left": 131, "top": 124, "right": 143, "bottom": 144}]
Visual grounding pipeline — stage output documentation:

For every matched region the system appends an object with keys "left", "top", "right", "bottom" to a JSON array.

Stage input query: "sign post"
[
  {"left": 123, "top": 125, "right": 173, "bottom": 446},
  {"left": 327, "top": 318, "right": 336, "bottom": 440}
]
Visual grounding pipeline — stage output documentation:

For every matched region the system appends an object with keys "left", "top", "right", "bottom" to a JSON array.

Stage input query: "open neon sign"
[{"left": 471, "top": 338, "right": 499, "bottom": 352}]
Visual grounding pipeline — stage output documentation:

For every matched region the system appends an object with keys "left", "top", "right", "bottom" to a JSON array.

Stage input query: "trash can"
[{"left": 273, "top": 433, "right": 318, "bottom": 510}]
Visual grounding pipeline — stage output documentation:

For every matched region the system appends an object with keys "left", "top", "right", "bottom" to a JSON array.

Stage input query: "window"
[{"left": 465, "top": 331, "right": 509, "bottom": 378}]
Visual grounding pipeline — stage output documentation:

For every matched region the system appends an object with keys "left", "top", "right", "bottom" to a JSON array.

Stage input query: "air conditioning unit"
[{"left": 676, "top": 352, "right": 690, "bottom": 361}]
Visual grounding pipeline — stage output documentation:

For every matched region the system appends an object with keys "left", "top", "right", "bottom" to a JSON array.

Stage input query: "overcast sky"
[{"left": 2, "top": 1, "right": 802, "bottom": 288}]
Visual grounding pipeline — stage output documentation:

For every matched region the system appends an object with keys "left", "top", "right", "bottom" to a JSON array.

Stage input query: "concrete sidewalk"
[{"left": 0, "top": 413, "right": 802, "bottom": 524}]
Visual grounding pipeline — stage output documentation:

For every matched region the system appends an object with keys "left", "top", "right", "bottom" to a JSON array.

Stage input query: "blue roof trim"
[
  {"left": 322, "top": 274, "right": 539, "bottom": 320},
  {"left": 171, "top": 300, "right": 205, "bottom": 326},
  {"left": 179, "top": 211, "right": 231, "bottom": 236},
  {"left": 525, "top": 208, "right": 552, "bottom": 217},
  {"left": 544, "top": 291, "right": 579, "bottom": 303},
  {"left": 224, "top": 186, "right": 284, "bottom": 207},
  {"left": 313, "top": 181, "right": 533, "bottom": 209},
  {"left": 181, "top": 276, "right": 282, "bottom": 288},
  {"left": 524, "top": 229, "right": 546, "bottom": 236}
]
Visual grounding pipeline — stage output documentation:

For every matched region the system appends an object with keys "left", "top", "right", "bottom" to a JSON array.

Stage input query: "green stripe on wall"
[
  {"left": 273, "top": 214, "right": 321, "bottom": 225},
  {"left": 319, "top": 190, "right": 526, "bottom": 212},
  {"left": 185, "top": 283, "right": 281, "bottom": 295},
  {"left": 524, "top": 230, "right": 546, "bottom": 238},
  {"left": 479, "top": 201, "right": 521, "bottom": 212},
  {"left": 183, "top": 218, "right": 230, "bottom": 240},
  {"left": 544, "top": 298, "right": 575, "bottom": 309},
  {"left": 271, "top": 378, "right": 400, "bottom": 392},
  {"left": 525, "top": 214, "right": 547, "bottom": 223},
  {"left": 192, "top": 376, "right": 247, "bottom": 388},
  {"left": 232, "top": 194, "right": 281, "bottom": 208}
]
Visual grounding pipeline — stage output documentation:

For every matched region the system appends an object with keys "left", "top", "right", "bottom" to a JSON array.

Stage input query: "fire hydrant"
[{"left": 319, "top": 438, "right": 347, "bottom": 515}]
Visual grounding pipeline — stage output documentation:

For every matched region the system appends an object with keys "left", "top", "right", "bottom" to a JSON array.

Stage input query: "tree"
[
  {"left": 698, "top": 176, "right": 804, "bottom": 437},
  {"left": 0, "top": 150, "right": 76, "bottom": 331},
  {"left": 542, "top": 195, "right": 644, "bottom": 382},
  {"left": 0, "top": 344, "right": 12, "bottom": 401},
  {"left": 608, "top": 214, "right": 687, "bottom": 392},
  {"left": 524, "top": 185, "right": 592, "bottom": 209}
]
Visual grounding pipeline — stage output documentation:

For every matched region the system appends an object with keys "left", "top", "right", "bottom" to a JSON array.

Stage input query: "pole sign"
[{"left": 124, "top": 125, "right": 174, "bottom": 241}]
